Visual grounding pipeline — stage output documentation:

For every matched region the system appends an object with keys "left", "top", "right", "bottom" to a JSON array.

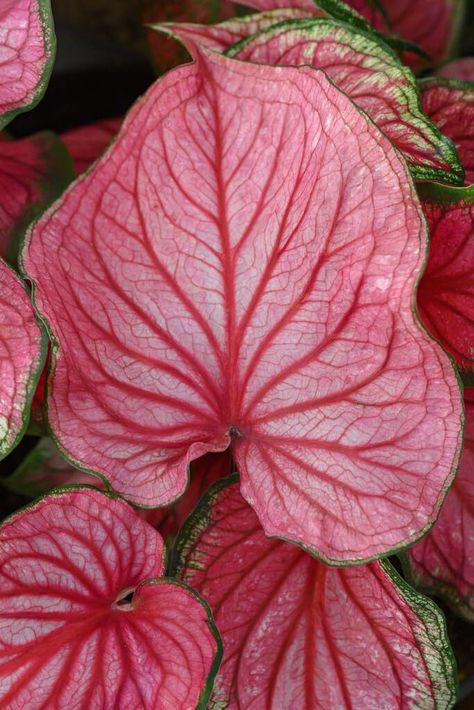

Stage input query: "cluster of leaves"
[{"left": 0, "top": 0, "right": 473, "bottom": 706}]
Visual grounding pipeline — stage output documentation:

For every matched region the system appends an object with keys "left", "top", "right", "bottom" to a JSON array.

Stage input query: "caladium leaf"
[
  {"left": 404, "top": 389, "right": 474, "bottom": 622},
  {"left": 23, "top": 45, "right": 463, "bottom": 564},
  {"left": 0, "top": 259, "right": 44, "bottom": 459},
  {"left": 0, "top": 486, "right": 221, "bottom": 708},
  {"left": 417, "top": 192, "right": 474, "bottom": 373},
  {"left": 61, "top": 117, "right": 122, "bottom": 176},
  {"left": 0, "top": 131, "right": 72, "bottom": 265},
  {"left": 0, "top": 0, "right": 55, "bottom": 130},
  {"left": 437, "top": 57, "right": 474, "bottom": 82},
  {"left": 173, "top": 478, "right": 457, "bottom": 709},
  {"left": 223, "top": 18, "right": 463, "bottom": 184},
  {"left": 420, "top": 78, "right": 474, "bottom": 184}
]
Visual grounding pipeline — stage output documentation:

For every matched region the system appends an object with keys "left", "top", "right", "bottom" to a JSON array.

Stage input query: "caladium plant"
[{"left": 0, "top": 0, "right": 473, "bottom": 706}]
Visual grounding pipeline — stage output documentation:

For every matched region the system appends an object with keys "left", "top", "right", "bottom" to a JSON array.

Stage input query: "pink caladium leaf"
[
  {"left": 0, "top": 131, "right": 72, "bottom": 265},
  {"left": 417, "top": 189, "right": 474, "bottom": 373},
  {"left": 23, "top": 45, "right": 463, "bottom": 564},
  {"left": 420, "top": 78, "right": 474, "bottom": 184},
  {"left": 404, "top": 389, "right": 474, "bottom": 621},
  {"left": 221, "top": 17, "right": 463, "bottom": 184},
  {"left": 0, "top": 259, "right": 44, "bottom": 459},
  {"left": 173, "top": 478, "right": 457, "bottom": 709},
  {"left": 0, "top": 0, "right": 55, "bottom": 130},
  {"left": 0, "top": 486, "right": 221, "bottom": 708},
  {"left": 437, "top": 57, "right": 474, "bottom": 82},
  {"left": 61, "top": 117, "right": 123, "bottom": 176}
]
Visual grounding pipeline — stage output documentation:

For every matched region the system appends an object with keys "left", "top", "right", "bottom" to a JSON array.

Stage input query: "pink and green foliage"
[
  {"left": 23, "top": 44, "right": 463, "bottom": 564},
  {"left": 240, "top": 0, "right": 464, "bottom": 69},
  {"left": 0, "top": 0, "right": 55, "bottom": 130},
  {"left": 417, "top": 196, "right": 474, "bottom": 373},
  {"left": 61, "top": 117, "right": 123, "bottom": 176},
  {"left": 420, "top": 78, "right": 474, "bottom": 184},
  {"left": 406, "top": 389, "right": 474, "bottom": 621},
  {"left": 173, "top": 478, "right": 457, "bottom": 709},
  {"left": 0, "top": 487, "right": 221, "bottom": 708},
  {"left": 437, "top": 57, "right": 474, "bottom": 82},
  {"left": 0, "top": 259, "right": 44, "bottom": 459},
  {"left": 0, "top": 131, "right": 72, "bottom": 265}
]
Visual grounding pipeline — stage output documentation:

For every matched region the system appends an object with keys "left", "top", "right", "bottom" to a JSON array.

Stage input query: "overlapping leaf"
[
  {"left": 437, "top": 57, "right": 474, "bottom": 82},
  {"left": 417, "top": 193, "right": 474, "bottom": 373},
  {"left": 0, "top": 132, "right": 72, "bottom": 264},
  {"left": 173, "top": 478, "right": 457, "bottom": 709},
  {"left": 23, "top": 45, "right": 462, "bottom": 563},
  {"left": 0, "top": 259, "right": 44, "bottom": 459},
  {"left": 61, "top": 118, "right": 122, "bottom": 176},
  {"left": 0, "top": 0, "right": 55, "bottom": 130},
  {"left": 405, "top": 389, "right": 474, "bottom": 621},
  {"left": 420, "top": 78, "right": 474, "bottom": 184},
  {"left": 0, "top": 487, "right": 221, "bottom": 707},
  {"left": 222, "top": 18, "right": 463, "bottom": 183}
]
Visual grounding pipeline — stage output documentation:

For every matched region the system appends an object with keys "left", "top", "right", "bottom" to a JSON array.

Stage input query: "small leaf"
[
  {"left": 0, "top": 0, "right": 55, "bottom": 129},
  {"left": 417, "top": 196, "right": 474, "bottom": 373},
  {"left": 0, "top": 487, "right": 221, "bottom": 708},
  {"left": 61, "top": 117, "right": 123, "bottom": 176},
  {"left": 404, "top": 388, "right": 474, "bottom": 621},
  {"left": 225, "top": 18, "right": 463, "bottom": 184},
  {"left": 0, "top": 131, "right": 73, "bottom": 265},
  {"left": 437, "top": 57, "right": 474, "bottom": 83},
  {"left": 173, "top": 478, "right": 457, "bottom": 709},
  {"left": 0, "top": 259, "right": 44, "bottom": 459},
  {"left": 23, "top": 46, "right": 462, "bottom": 563},
  {"left": 420, "top": 78, "right": 474, "bottom": 184}
]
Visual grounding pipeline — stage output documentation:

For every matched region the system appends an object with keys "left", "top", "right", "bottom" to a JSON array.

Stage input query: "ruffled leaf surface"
[
  {"left": 24, "top": 46, "right": 462, "bottom": 563},
  {"left": 420, "top": 79, "right": 474, "bottom": 184},
  {"left": 437, "top": 57, "right": 474, "bottom": 82},
  {"left": 406, "top": 389, "right": 474, "bottom": 621},
  {"left": 225, "top": 18, "right": 463, "bottom": 184},
  {"left": 0, "top": 487, "right": 221, "bottom": 708},
  {"left": 0, "top": 0, "right": 55, "bottom": 129},
  {"left": 0, "top": 131, "right": 72, "bottom": 264},
  {"left": 417, "top": 198, "right": 474, "bottom": 372},
  {"left": 174, "top": 478, "right": 457, "bottom": 709},
  {"left": 61, "top": 118, "right": 122, "bottom": 176},
  {"left": 0, "top": 259, "right": 44, "bottom": 459}
]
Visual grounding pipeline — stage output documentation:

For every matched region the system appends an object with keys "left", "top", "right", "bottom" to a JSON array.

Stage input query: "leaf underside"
[
  {"left": 23, "top": 45, "right": 462, "bottom": 564},
  {"left": 0, "top": 487, "right": 221, "bottom": 708},
  {"left": 437, "top": 57, "right": 474, "bottom": 83},
  {"left": 174, "top": 478, "right": 457, "bottom": 710}
]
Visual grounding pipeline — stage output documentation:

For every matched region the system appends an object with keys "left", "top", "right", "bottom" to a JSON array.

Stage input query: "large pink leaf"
[
  {"left": 174, "top": 478, "right": 457, "bottom": 709},
  {"left": 0, "top": 259, "right": 44, "bottom": 458},
  {"left": 417, "top": 196, "right": 474, "bottom": 372},
  {"left": 61, "top": 117, "right": 123, "bottom": 176},
  {"left": 437, "top": 57, "right": 474, "bottom": 82},
  {"left": 0, "top": 0, "right": 55, "bottom": 130},
  {"left": 0, "top": 131, "right": 72, "bottom": 264},
  {"left": 405, "top": 389, "right": 474, "bottom": 621},
  {"left": 221, "top": 17, "right": 463, "bottom": 183},
  {"left": 23, "top": 45, "right": 462, "bottom": 563},
  {"left": 0, "top": 487, "right": 221, "bottom": 708},
  {"left": 420, "top": 79, "right": 474, "bottom": 184}
]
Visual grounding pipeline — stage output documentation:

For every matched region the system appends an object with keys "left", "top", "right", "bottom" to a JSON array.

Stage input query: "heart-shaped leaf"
[
  {"left": 417, "top": 193, "right": 474, "bottom": 373},
  {"left": 23, "top": 45, "right": 462, "bottom": 564},
  {"left": 0, "top": 486, "right": 221, "bottom": 708},
  {"left": 61, "top": 118, "right": 123, "bottom": 176},
  {"left": 404, "top": 389, "right": 474, "bottom": 621},
  {"left": 222, "top": 17, "right": 463, "bottom": 184},
  {"left": 420, "top": 78, "right": 474, "bottom": 184},
  {"left": 0, "top": 259, "right": 44, "bottom": 459},
  {"left": 173, "top": 477, "right": 457, "bottom": 709},
  {"left": 0, "top": 0, "right": 55, "bottom": 130},
  {"left": 0, "top": 131, "right": 72, "bottom": 265},
  {"left": 437, "top": 57, "right": 474, "bottom": 82}
]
